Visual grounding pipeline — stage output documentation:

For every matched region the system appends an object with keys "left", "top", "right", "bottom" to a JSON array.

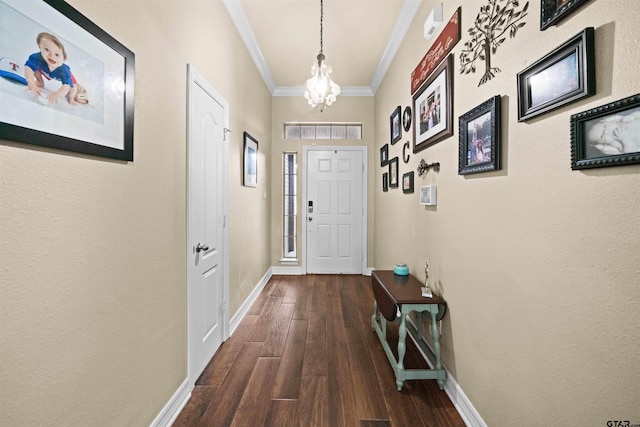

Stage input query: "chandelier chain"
[{"left": 319, "top": 0, "right": 324, "bottom": 54}]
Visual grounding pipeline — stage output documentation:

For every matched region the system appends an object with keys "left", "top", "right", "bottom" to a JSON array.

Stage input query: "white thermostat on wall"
[{"left": 420, "top": 185, "right": 437, "bottom": 206}]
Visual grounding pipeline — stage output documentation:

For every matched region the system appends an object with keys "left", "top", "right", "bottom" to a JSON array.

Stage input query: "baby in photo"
[{"left": 24, "top": 32, "right": 86, "bottom": 105}]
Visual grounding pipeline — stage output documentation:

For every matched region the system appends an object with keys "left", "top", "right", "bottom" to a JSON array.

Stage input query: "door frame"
[
  {"left": 186, "top": 64, "right": 230, "bottom": 389},
  {"left": 302, "top": 145, "right": 368, "bottom": 275}
]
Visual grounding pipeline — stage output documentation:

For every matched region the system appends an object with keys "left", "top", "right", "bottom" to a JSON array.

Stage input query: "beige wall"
[
  {"left": 3, "top": 1, "right": 639, "bottom": 425},
  {"left": 270, "top": 96, "right": 375, "bottom": 268},
  {"left": 0, "top": 1, "right": 271, "bottom": 425},
  {"left": 374, "top": 0, "right": 639, "bottom": 425}
]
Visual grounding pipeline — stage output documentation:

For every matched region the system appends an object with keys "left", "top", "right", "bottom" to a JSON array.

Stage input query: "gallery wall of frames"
[{"left": 380, "top": 0, "right": 639, "bottom": 197}]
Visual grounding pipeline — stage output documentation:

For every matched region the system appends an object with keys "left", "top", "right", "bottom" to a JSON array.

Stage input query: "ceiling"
[{"left": 225, "top": 0, "right": 423, "bottom": 96}]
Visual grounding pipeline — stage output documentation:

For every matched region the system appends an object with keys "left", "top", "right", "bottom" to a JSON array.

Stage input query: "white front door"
[
  {"left": 187, "top": 65, "right": 229, "bottom": 385},
  {"left": 304, "top": 147, "right": 366, "bottom": 274}
]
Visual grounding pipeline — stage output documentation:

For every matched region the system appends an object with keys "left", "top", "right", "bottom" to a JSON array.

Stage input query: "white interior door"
[
  {"left": 187, "top": 65, "right": 229, "bottom": 385},
  {"left": 304, "top": 147, "right": 366, "bottom": 274}
]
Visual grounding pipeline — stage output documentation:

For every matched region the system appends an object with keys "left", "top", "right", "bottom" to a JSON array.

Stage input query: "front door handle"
[
  {"left": 195, "top": 243, "right": 209, "bottom": 253},
  {"left": 308, "top": 217, "right": 313, "bottom": 222}
]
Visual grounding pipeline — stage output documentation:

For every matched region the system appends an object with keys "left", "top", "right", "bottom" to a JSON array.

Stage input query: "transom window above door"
[{"left": 284, "top": 123, "right": 362, "bottom": 140}]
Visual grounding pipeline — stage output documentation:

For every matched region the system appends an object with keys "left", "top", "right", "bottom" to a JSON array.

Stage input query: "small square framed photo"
[
  {"left": 380, "top": 144, "right": 389, "bottom": 166},
  {"left": 402, "top": 171, "right": 414, "bottom": 193},
  {"left": 388, "top": 157, "right": 399, "bottom": 188},
  {"left": 390, "top": 106, "right": 401, "bottom": 145},
  {"left": 541, "top": 0, "right": 592, "bottom": 31},
  {"left": 382, "top": 172, "right": 389, "bottom": 192},
  {"left": 517, "top": 27, "right": 595, "bottom": 122},
  {"left": 570, "top": 93, "right": 640, "bottom": 170},
  {"left": 458, "top": 96, "right": 502, "bottom": 175},
  {"left": 243, "top": 132, "right": 258, "bottom": 187}
]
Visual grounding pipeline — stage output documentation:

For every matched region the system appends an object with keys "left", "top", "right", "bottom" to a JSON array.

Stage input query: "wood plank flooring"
[{"left": 173, "top": 274, "right": 465, "bottom": 427}]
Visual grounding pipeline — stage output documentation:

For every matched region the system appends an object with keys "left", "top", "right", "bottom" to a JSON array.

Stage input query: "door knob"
[
  {"left": 308, "top": 217, "right": 313, "bottom": 222},
  {"left": 195, "top": 243, "right": 209, "bottom": 253}
]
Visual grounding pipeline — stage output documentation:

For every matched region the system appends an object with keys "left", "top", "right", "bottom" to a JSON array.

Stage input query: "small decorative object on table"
[
  {"left": 424, "top": 260, "right": 431, "bottom": 288},
  {"left": 393, "top": 263, "right": 409, "bottom": 276}
]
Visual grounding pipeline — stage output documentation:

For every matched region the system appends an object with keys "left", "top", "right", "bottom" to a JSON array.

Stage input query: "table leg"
[
  {"left": 371, "top": 300, "right": 378, "bottom": 331},
  {"left": 431, "top": 310, "right": 444, "bottom": 389},
  {"left": 396, "top": 314, "right": 407, "bottom": 391}
]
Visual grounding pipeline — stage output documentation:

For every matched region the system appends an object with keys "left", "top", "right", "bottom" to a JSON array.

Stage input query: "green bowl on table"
[{"left": 393, "top": 263, "right": 409, "bottom": 276}]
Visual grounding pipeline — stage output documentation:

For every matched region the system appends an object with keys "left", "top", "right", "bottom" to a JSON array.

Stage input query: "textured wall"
[
  {"left": 374, "top": 0, "right": 640, "bottom": 425},
  {"left": 0, "top": 0, "right": 271, "bottom": 425}
]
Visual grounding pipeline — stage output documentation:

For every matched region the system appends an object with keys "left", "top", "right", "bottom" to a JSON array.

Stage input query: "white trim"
[
  {"left": 273, "top": 86, "right": 374, "bottom": 97},
  {"left": 229, "top": 267, "right": 272, "bottom": 335},
  {"left": 406, "top": 318, "right": 487, "bottom": 427},
  {"left": 186, "top": 64, "right": 231, "bottom": 390},
  {"left": 223, "top": 0, "right": 419, "bottom": 95},
  {"left": 302, "top": 146, "right": 368, "bottom": 275},
  {"left": 271, "top": 265, "right": 304, "bottom": 275},
  {"left": 222, "top": 0, "right": 276, "bottom": 93},
  {"left": 369, "top": 0, "right": 422, "bottom": 93},
  {"left": 150, "top": 378, "right": 190, "bottom": 427}
]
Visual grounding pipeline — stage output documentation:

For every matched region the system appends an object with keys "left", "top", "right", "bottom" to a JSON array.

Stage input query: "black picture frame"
[
  {"left": 541, "top": 0, "right": 592, "bottom": 31},
  {"left": 390, "top": 106, "right": 401, "bottom": 145},
  {"left": 570, "top": 93, "right": 640, "bottom": 170},
  {"left": 402, "top": 171, "right": 414, "bottom": 194},
  {"left": 0, "top": 0, "right": 135, "bottom": 161},
  {"left": 517, "top": 27, "right": 595, "bottom": 122},
  {"left": 388, "top": 157, "right": 399, "bottom": 188},
  {"left": 382, "top": 172, "right": 389, "bottom": 192},
  {"left": 243, "top": 132, "right": 258, "bottom": 187},
  {"left": 380, "top": 144, "right": 389, "bottom": 166},
  {"left": 402, "top": 106, "right": 412, "bottom": 132},
  {"left": 413, "top": 54, "right": 454, "bottom": 154},
  {"left": 458, "top": 96, "right": 502, "bottom": 175}
]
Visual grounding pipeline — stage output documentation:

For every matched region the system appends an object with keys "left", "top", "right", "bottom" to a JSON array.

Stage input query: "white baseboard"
[
  {"left": 271, "top": 265, "right": 304, "bottom": 275},
  {"left": 271, "top": 266, "right": 374, "bottom": 275},
  {"left": 153, "top": 268, "right": 274, "bottom": 426},
  {"left": 406, "top": 319, "right": 486, "bottom": 427},
  {"left": 150, "top": 377, "right": 190, "bottom": 427},
  {"left": 229, "top": 267, "right": 273, "bottom": 335}
]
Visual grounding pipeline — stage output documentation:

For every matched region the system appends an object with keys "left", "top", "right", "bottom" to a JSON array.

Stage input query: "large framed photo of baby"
[{"left": 0, "top": 0, "right": 135, "bottom": 161}]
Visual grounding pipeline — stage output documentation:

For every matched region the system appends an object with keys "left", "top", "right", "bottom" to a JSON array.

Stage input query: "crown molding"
[
  {"left": 369, "top": 0, "right": 422, "bottom": 93},
  {"left": 223, "top": 0, "right": 276, "bottom": 93},
  {"left": 224, "top": 0, "right": 420, "bottom": 96},
  {"left": 273, "top": 86, "right": 374, "bottom": 97}
]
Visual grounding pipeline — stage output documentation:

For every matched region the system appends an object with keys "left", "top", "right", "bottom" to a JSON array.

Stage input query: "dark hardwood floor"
[{"left": 173, "top": 274, "right": 465, "bottom": 427}]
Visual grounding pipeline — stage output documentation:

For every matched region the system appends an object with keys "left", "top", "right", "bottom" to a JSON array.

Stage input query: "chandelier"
[{"left": 304, "top": 0, "right": 341, "bottom": 112}]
